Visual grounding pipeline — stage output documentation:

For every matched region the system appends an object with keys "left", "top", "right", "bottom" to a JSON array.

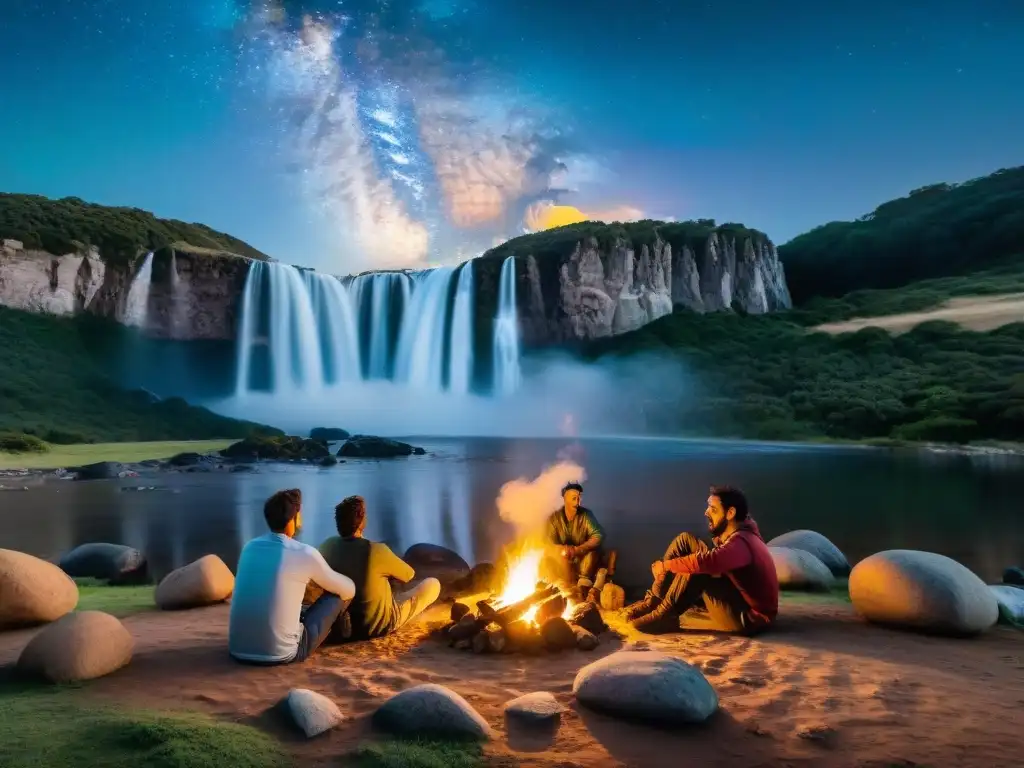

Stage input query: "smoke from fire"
[{"left": 496, "top": 460, "right": 586, "bottom": 541}]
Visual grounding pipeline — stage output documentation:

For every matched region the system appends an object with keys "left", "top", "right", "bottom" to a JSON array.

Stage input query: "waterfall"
[
  {"left": 492, "top": 255, "right": 522, "bottom": 394},
  {"left": 448, "top": 261, "right": 475, "bottom": 395},
  {"left": 394, "top": 267, "right": 456, "bottom": 390},
  {"left": 123, "top": 252, "right": 154, "bottom": 327},
  {"left": 231, "top": 257, "right": 518, "bottom": 399}
]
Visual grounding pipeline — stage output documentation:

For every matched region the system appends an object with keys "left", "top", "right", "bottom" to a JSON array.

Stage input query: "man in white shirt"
[{"left": 229, "top": 488, "right": 356, "bottom": 664}]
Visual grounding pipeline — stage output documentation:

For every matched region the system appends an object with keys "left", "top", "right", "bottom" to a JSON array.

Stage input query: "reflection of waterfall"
[
  {"left": 232, "top": 259, "right": 490, "bottom": 397},
  {"left": 123, "top": 252, "right": 154, "bottom": 327},
  {"left": 492, "top": 256, "right": 522, "bottom": 394},
  {"left": 445, "top": 464, "right": 474, "bottom": 562}
]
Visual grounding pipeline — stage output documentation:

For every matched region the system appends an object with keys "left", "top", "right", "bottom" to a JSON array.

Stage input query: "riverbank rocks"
[
  {"left": 309, "top": 427, "right": 350, "bottom": 442},
  {"left": 770, "top": 547, "right": 835, "bottom": 592},
  {"left": 70, "top": 461, "right": 122, "bottom": 481},
  {"left": 59, "top": 542, "right": 148, "bottom": 585},
  {"left": 17, "top": 610, "right": 133, "bottom": 683},
  {"left": 504, "top": 692, "right": 564, "bottom": 723},
  {"left": 849, "top": 550, "right": 999, "bottom": 636},
  {"left": 990, "top": 585, "right": 1024, "bottom": 625},
  {"left": 221, "top": 436, "right": 330, "bottom": 462},
  {"left": 573, "top": 650, "right": 719, "bottom": 725},
  {"left": 767, "top": 530, "right": 849, "bottom": 576},
  {"left": 372, "top": 683, "right": 494, "bottom": 740},
  {"left": 1003, "top": 566, "right": 1024, "bottom": 587},
  {"left": 337, "top": 435, "right": 426, "bottom": 458},
  {"left": 285, "top": 688, "right": 344, "bottom": 738},
  {"left": 155, "top": 554, "right": 234, "bottom": 610},
  {"left": 0, "top": 549, "right": 79, "bottom": 630}
]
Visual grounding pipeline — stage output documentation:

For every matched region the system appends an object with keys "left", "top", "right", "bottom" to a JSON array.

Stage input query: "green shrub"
[{"left": 0, "top": 431, "right": 50, "bottom": 454}]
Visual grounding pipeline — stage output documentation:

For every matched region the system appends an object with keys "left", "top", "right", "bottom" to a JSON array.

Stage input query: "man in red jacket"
[{"left": 626, "top": 485, "right": 779, "bottom": 634}]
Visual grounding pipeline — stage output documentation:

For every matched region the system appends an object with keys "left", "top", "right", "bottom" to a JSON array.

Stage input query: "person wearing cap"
[{"left": 543, "top": 481, "right": 609, "bottom": 600}]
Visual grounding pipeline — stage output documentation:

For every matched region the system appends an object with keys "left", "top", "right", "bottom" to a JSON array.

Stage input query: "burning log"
[
  {"left": 567, "top": 601, "right": 607, "bottom": 636},
  {"left": 535, "top": 594, "right": 567, "bottom": 624},
  {"left": 477, "top": 583, "right": 560, "bottom": 627},
  {"left": 471, "top": 626, "right": 508, "bottom": 654},
  {"left": 505, "top": 619, "right": 545, "bottom": 654}
]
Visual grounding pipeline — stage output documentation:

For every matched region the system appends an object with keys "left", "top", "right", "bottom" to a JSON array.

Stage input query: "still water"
[{"left": 2, "top": 438, "right": 1022, "bottom": 587}]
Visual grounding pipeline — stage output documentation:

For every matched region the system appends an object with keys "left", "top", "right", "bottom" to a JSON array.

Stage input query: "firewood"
[
  {"left": 535, "top": 594, "right": 567, "bottom": 624},
  {"left": 478, "top": 584, "right": 560, "bottom": 627},
  {"left": 472, "top": 631, "right": 490, "bottom": 653},
  {"left": 486, "top": 626, "right": 507, "bottom": 653},
  {"left": 448, "top": 613, "right": 486, "bottom": 641},
  {"left": 505, "top": 619, "right": 544, "bottom": 653}
]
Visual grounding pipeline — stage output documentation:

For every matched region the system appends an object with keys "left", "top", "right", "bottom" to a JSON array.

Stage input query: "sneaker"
[{"left": 623, "top": 593, "right": 659, "bottom": 621}]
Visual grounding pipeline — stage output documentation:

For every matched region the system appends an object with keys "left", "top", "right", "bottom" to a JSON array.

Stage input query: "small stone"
[
  {"left": 285, "top": 688, "right": 344, "bottom": 738},
  {"left": 450, "top": 602, "right": 471, "bottom": 622},
  {"left": 566, "top": 601, "right": 606, "bottom": 636},
  {"left": 504, "top": 692, "right": 564, "bottom": 723},
  {"left": 540, "top": 617, "right": 577, "bottom": 651},
  {"left": 572, "top": 625, "right": 599, "bottom": 651},
  {"left": 454, "top": 638, "right": 472, "bottom": 650}
]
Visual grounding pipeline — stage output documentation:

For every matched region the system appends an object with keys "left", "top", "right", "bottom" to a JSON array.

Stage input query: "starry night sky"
[{"left": 2, "top": 0, "right": 1022, "bottom": 273}]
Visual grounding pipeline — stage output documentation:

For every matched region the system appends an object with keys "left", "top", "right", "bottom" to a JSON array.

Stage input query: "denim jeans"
[{"left": 294, "top": 593, "right": 349, "bottom": 662}]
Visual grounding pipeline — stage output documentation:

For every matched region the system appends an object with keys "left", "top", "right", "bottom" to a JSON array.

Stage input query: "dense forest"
[
  {"left": 779, "top": 166, "right": 1024, "bottom": 303},
  {"left": 0, "top": 193, "right": 270, "bottom": 265}
]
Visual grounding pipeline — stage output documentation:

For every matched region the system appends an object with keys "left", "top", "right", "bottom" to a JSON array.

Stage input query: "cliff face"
[
  {"left": 507, "top": 231, "right": 792, "bottom": 346},
  {"left": 0, "top": 239, "right": 248, "bottom": 341}
]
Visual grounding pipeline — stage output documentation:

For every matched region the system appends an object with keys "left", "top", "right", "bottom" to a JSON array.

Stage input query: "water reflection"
[{"left": 1, "top": 439, "right": 1021, "bottom": 585}]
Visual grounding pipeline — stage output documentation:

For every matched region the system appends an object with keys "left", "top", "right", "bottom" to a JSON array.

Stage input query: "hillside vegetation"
[
  {"left": 0, "top": 193, "right": 271, "bottom": 265},
  {"left": 0, "top": 305, "right": 277, "bottom": 445},
  {"left": 583, "top": 266, "right": 1024, "bottom": 444},
  {"left": 779, "top": 166, "right": 1024, "bottom": 303}
]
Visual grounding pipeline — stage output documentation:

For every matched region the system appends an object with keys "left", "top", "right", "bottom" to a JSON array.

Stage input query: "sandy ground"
[
  {"left": 814, "top": 292, "right": 1024, "bottom": 335},
  {"left": 2, "top": 598, "right": 1022, "bottom": 768}
]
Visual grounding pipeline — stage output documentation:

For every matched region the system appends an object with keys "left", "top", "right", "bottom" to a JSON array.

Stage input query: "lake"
[{"left": 3, "top": 437, "right": 1022, "bottom": 587}]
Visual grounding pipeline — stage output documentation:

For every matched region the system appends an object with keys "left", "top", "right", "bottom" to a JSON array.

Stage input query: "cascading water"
[
  {"left": 123, "top": 251, "right": 154, "bottom": 327},
  {"left": 231, "top": 257, "right": 491, "bottom": 401},
  {"left": 492, "top": 255, "right": 522, "bottom": 395}
]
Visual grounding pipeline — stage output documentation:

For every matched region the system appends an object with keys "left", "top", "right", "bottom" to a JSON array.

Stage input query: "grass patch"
[
  {"left": 0, "top": 681, "right": 287, "bottom": 768},
  {"left": 74, "top": 578, "right": 155, "bottom": 617},
  {"left": 780, "top": 579, "right": 851, "bottom": 606},
  {"left": 354, "top": 738, "right": 485, "bottom": 768},
  {"left": 0, "top": 439, "right": 233, "bottom": 469}
]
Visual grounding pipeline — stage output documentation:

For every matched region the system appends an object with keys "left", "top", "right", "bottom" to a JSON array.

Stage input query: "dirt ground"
[
  {"left": 2, "top": 597, "right": 1022, "bottom": 768},
  {"left": 813, "top": 292, "right": 1024, "bottom": 335}
]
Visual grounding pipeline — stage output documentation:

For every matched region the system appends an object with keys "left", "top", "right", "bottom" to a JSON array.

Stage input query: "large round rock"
[
  {"left": 59, "top": 543, "right": 148, "bottom": 585},
  {"left": 849, "top": 550, "right": 998, "bottom": 636},
  {"left": 770, "top": 547, "right": 834, "bottom": 592},
  {"left": 155, "top": 554, "right": 234, "bottom": 610},
  {"left": 573, "top": 650, "right": 719, "bottom": 725},
  {"left": 372, "top": 683, "right": 494, "bottom": 740},
  {"left": 403, "top": 544, "right": 470, "bottom": 578},
  {"left": 0, "top": 549, "right": 79, "bottom": 630},
  {"left": 17, "top": 610, "right": 133, "bottom": 683},
  {"left": 767, "top": 529, "right": 849, "bottom": 576}
]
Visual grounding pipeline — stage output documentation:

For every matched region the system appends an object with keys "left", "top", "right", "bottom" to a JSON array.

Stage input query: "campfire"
[{"left": 443, "top": 544, "right": 613, "bottom": 654}]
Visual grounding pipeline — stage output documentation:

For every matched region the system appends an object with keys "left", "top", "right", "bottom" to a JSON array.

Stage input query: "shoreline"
[{"left": 2, "top": 434, "right": 1023, "bottom": 475}]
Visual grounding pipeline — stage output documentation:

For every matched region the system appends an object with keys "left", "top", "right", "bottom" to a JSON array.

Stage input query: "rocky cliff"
[
  {"left": 475, "top": 221, "right": 792, "bottom": 347},
  {"left": 0, "top": 239, "right": 249, "bottom": 341}
]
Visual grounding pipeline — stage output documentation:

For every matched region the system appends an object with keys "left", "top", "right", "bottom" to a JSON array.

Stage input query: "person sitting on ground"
[
  {"left": 228, "top": 488, "right": 356, "bottom": 664},
  {"left": 542, "top": 482, "right": 610, "bottom": 600},
  {"left": 319, "top": 495, "right": 441, "bottom": 640},
  {"left": 626, "top": 485, "right": 778, "bottom": 635}
]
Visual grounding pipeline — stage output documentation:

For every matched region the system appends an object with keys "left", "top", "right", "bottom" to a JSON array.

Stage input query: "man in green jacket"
[
  {"left": 543, "top": 482, "right": 610, "bottom": 600},
  {"left": 319, "top": 496, "right": 441, "bottom": 640}
]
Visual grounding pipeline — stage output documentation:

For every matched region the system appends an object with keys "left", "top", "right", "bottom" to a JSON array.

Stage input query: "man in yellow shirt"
[{"left": 319, "top": 495, "right": 441, "bottom": 639}]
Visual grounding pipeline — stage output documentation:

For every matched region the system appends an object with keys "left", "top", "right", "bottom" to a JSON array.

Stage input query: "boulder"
[
  {"left": 990, "top": 585, "right": 1024, "bottom": 625},
  {"left": 155, "top": 554, "right": 234, "bottom": 610},
  {"left": 1003, "top": 566, "right": 1024, "bottom": 587},
  {"left": 59, "top": 543, "right": 148, "bottom": 585},
  {"left": 769, "top": 547, "right": 834, "bottom": 592},
  {"left": 504, "top": 691, "right": 564, "bottom": 723},
  {"left": 309, "top": 427, "right": 350, "bottom": 442},
  {"left": 285, "top": 688, "right": 344, "bottom": 738},
  {"left": 573, "top": 650, "right": 719, "bottom": 725},
  {"left": 572, "top": 625, "right": 599, "bottom": 651},
  {"left": 446, "top": 562, "right": 497, "bottom": 597},
  {"left": 17, "top": 610, "right": 133, "bottom": 683},
  {"left": 0, "top": 548, "right": 79, "bottom": 630},
  {"left": 767, "top": 529, "right": 850, "bottom": 576},
  {"left": 849, "top": 550, "right": 999, "bottom": 636},
  {"left": 403, "top": 543, "right": 471, "bottom": 579},
  {"left": 221, "top": 436, "right": 330, "bottom": 462},
  {"left": 337, "top": 435, "right": 425, "bottom": 458},
  {"left": 372, "top": 683, "right": 494, "bottom": 740},
  {"left": 167, "top": 452, "right": 207, "bottom": 467},
  {"left": 71, "top": 461, "right": 122, "bottom": 481},
  {"left": 566, "top": 601, "right": 606, "bottom": 636},
  {"left": 600, "top": 583, "right": 626, "bottom": 611}
]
